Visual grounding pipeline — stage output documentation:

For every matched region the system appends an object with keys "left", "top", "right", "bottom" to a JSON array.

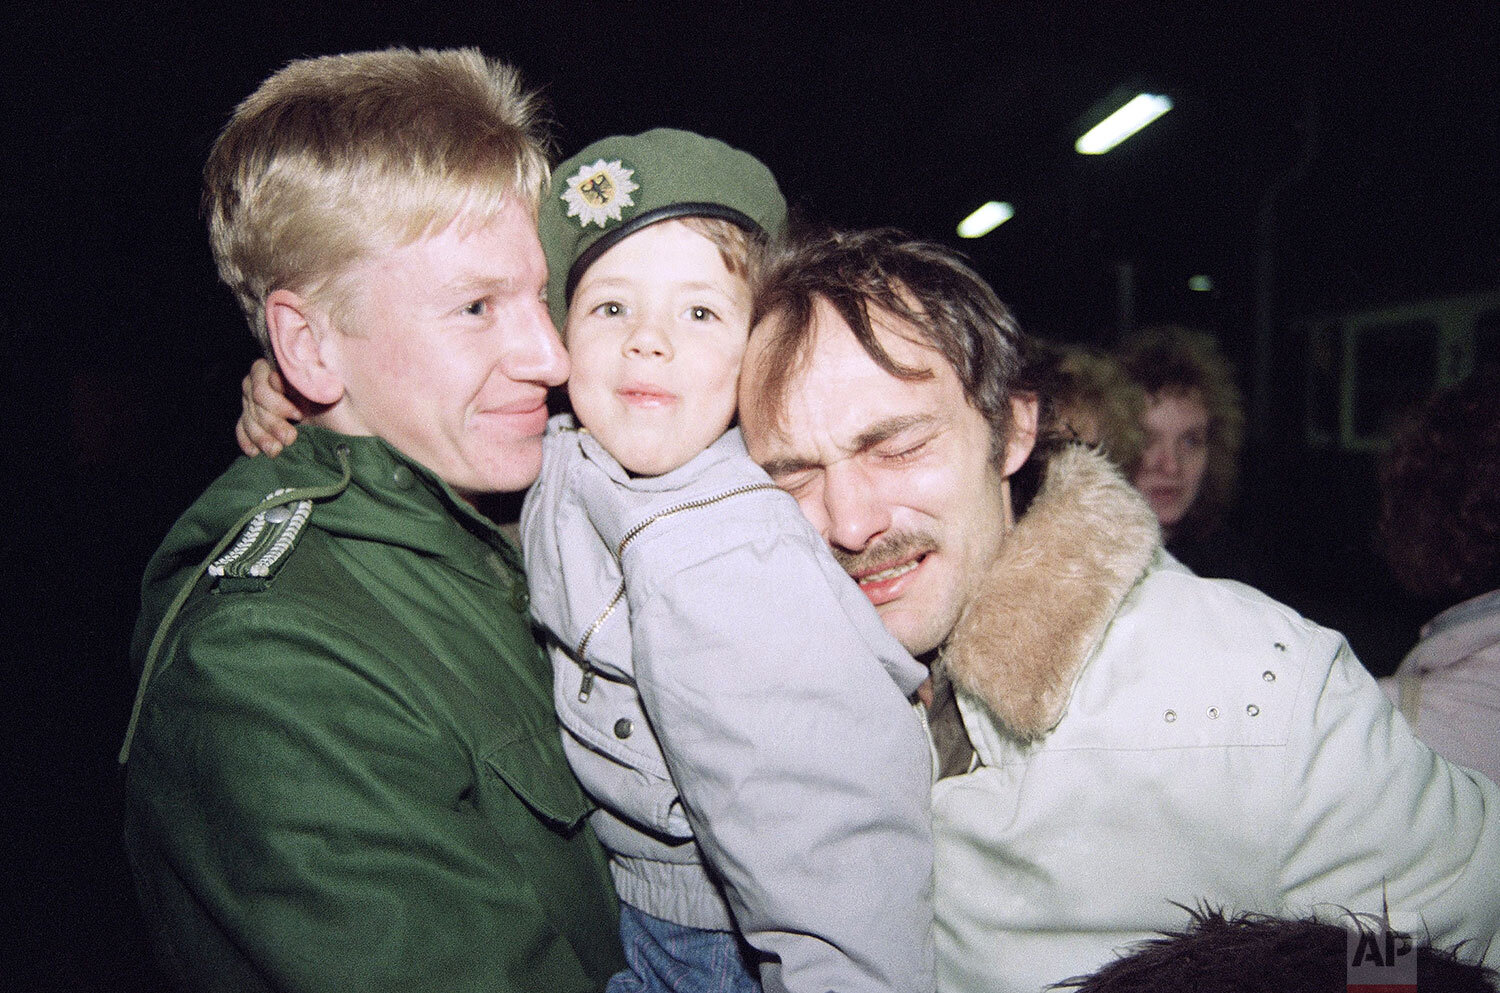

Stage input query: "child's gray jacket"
[{"left": 521, "top": 415, "right": 936, "bottom": 993}]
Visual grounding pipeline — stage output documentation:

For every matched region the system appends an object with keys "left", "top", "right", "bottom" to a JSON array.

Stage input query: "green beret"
[{"left": 539, "top": 128, "right": 787, "bottom": 331}]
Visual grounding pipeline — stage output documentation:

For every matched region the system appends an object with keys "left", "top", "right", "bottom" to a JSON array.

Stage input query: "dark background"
[{"left": 5, "top": 2, "right": 1497, "bottom": 988}]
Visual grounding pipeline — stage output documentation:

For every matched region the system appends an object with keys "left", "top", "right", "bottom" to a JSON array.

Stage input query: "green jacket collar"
[
  {"left": 233, "top": 425, "right": 521, "bottom": 568},
  {"left": 121, "top": 425, "right": 528, "bottom": 764}
]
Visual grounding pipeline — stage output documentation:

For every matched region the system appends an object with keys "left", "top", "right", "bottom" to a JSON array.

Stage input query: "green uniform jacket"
[{"left": 122, "top": 426, "right": 623, "bottom": 992}]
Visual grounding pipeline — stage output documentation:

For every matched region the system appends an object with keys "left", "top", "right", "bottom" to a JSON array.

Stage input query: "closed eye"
[
  {"left": 876, "top": 436, "right": 932, "bottom": 463},
  {"left": 770, "top": 469, "right": 817, "bottom": 496}
]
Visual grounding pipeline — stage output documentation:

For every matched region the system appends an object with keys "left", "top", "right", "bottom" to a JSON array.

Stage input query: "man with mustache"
[{"left": 737, "top": 227, "right": 1500, "bottom": 993}]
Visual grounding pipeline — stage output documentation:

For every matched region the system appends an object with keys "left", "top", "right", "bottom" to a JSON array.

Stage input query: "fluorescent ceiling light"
[
  {"left": 957, "top": 201, "right": 1014, "bottom": 239},
  {"left": 1188, "top": 275, "right": 1214, "bottom": 292},
  {"left": 1075, "top": 93, "right": 1173, "bottom": 155}
]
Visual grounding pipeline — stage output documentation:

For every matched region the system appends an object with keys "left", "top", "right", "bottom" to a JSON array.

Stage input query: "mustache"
[{"left": 832, "top": 530, "right": 939, "bottom": 576}]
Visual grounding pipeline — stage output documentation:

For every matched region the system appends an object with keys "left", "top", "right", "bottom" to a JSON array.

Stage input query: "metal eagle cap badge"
[{"left": 561, "top": 158, "right": 639, "bottom": 228}]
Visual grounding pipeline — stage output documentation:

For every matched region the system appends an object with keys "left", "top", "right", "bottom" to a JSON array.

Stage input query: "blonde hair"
[
  {"left": 1028, "top": 343, "right": 1148, "bottom": 472},
  {"left": 203, "top": 48, "right": 551, "bottom": 352},
  {"left": 1118, "top": 325, "right": 1245, "bottom": 537}
]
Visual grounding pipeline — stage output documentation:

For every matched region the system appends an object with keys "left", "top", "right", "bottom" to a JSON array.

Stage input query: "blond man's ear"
[{"left": 264, "top": 288, "right": 345, "bottom": 407}]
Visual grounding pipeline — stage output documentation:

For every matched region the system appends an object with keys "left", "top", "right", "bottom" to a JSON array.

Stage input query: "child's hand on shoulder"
[{"left": 236, "top": 358, "right": 302, "bottom": 457}]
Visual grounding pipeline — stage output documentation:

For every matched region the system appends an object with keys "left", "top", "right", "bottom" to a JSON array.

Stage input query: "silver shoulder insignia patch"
[{"left": 209, "top": 488, "right": 314, "bottom": 579}]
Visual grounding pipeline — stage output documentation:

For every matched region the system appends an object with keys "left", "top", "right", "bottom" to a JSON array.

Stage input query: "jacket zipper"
[{"left": 573, "top": 482, "right": 780, "bottom": 701}]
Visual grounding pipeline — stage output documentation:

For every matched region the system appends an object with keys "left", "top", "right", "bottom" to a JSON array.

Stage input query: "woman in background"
[{"left": 1117, "top": 325, "right": 1246, "bottom": 576}]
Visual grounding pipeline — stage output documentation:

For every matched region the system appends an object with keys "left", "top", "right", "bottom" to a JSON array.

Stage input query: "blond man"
[{"left": 119, "top": 49, "right": 623, "bottom": 992}]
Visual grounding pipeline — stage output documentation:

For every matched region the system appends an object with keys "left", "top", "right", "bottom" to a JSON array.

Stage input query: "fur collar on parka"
[{"left": 945, "top": 444, "right": 1161, "bottom": 741}]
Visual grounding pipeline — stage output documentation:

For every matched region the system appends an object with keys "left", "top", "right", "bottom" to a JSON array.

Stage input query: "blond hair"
[
  {"left": 203, "top": 48, "right": 551, "bottom": 352},
  {"left": 1028, "top": 342, "right": 1148, "bottom": 472},
  {"left": 1118, "top": 325, "right": 1245, "bottom": 538}
]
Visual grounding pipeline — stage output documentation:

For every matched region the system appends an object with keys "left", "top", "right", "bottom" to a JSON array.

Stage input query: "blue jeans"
[{"left": 607, "top": 902, "right": 761, "bottom": 993}]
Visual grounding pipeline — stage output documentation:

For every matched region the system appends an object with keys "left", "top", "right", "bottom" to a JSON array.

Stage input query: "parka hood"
[{"left": 945, "top": 444, "right": 1161, "bottom": 740}]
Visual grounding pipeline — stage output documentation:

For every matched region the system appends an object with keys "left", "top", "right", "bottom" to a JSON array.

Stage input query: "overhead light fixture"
[
  {"left": 1075, "top": 93, "right": 1173, "bottom": 155},
  {"left": 1188, "top": 275, "right": 1214, "bottom": 292},
  {"left": 957, "top": 201, "right": 1014, "bottom": 239}
]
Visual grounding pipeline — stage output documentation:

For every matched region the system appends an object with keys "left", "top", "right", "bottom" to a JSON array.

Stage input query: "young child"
[
  {"left": 526, "top": 129, "right": 933, "bottom": 993},
  {"left": 235, "top": 129, "right": 935, "bottom": 993}
]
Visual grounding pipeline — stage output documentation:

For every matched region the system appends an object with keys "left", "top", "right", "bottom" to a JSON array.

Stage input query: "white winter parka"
[{"left": 932, "top": 445, "right": 1500, "bottom": 993}]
